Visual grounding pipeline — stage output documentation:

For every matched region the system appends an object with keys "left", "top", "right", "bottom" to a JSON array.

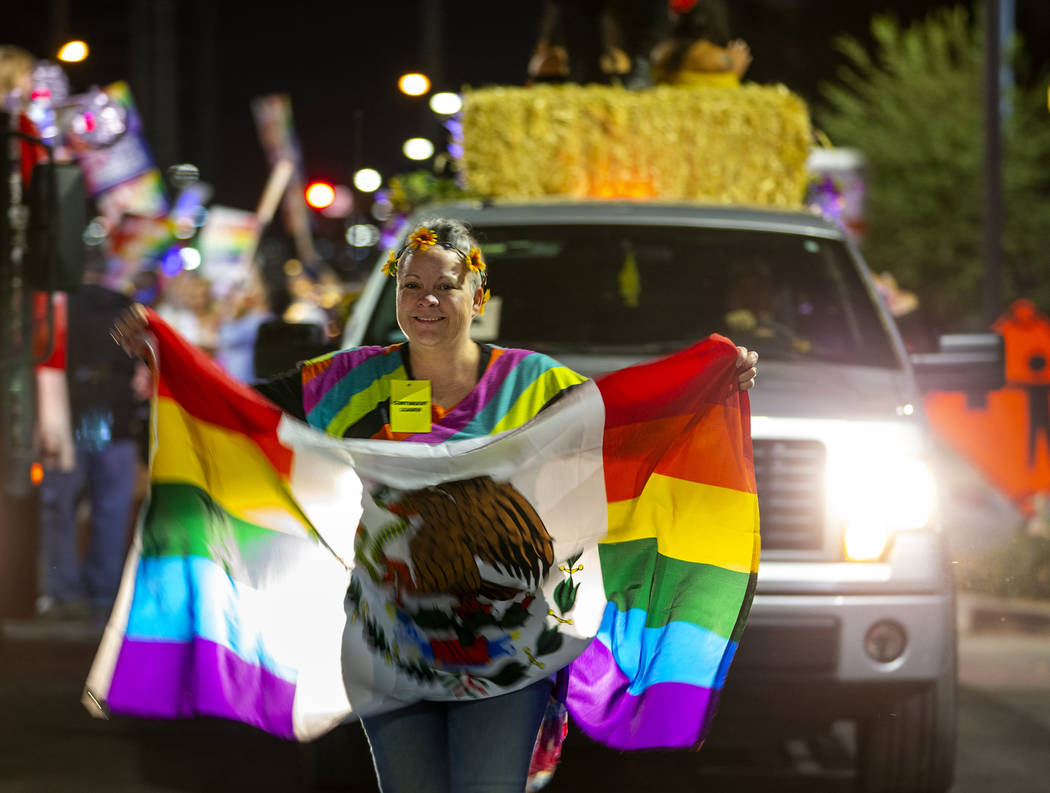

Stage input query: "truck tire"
[{"left": 857, "top": 663, "right": 957, "bottom": 793}]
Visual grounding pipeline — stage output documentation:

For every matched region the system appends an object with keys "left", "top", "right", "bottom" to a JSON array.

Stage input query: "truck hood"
[
  {"left": 746, "top": 360, "right": 917, "bottom": 421},
  {"left": 555, "top": 353, "right": 917, "bottom": 423}
]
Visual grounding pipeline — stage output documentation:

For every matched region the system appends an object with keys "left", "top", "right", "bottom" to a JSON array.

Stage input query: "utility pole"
[
  {"left": 983, "top": 0, "right": 1003, "bottom": 327},
  {"left": 0, "top": 113, "right": 41, "bottom": 619},
  {"left": 420, "top": 0, "right": 445, "bottom": 164},
  {"left": 130, "top": 0, "right": 179, "bottom": 173},
  {"left": 48, "top": 0, "right": 70, "bottom": 57},
  {"left": 194, "top": 0, "right": 218, "bottom": 184}
]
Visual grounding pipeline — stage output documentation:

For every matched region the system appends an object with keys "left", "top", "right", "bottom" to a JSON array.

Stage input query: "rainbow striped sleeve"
[
  {"left": 566, "top": 336, "right": 760, "bottom": 750},
  {"left": 301, "top": 344, "right": 586, "bottom": 443},
  {"left": 85, "top": 311, "right": 352, "bottom": 740},
  {"left": 302, "top": 345, "right": 408, "bottom": 436}
]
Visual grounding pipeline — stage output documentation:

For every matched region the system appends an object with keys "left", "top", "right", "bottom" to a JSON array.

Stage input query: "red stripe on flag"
[
  {"left": 146, "top": 310, "right": 293, "bottom": 477},
  {"left": 603, "top": 407, "right": 755, "bottom": 501},
  {"left": 597, "top": 336, "right": 754, "bottom": 501},
  {"left": 597, "top": 335, "right": 741, "bottom": 429}
]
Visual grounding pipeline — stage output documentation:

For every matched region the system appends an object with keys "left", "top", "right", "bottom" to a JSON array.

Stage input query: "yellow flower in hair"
[
  {"left": 381, "top": 250, "right": 399, "bottom": 277},
  {"left": 466, "top": 246, "right": 486, "bottom": 275},
  {"left": 478, "top": 288, "right": 491, "bottom": 316},
  {"left": 407, "top": 227, "right": 437, "bottom": 250}
]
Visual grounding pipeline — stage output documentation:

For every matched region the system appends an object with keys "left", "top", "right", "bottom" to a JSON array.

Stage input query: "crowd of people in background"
[{"left": 29, "top": 252, "right": 345, "bottom": 622}]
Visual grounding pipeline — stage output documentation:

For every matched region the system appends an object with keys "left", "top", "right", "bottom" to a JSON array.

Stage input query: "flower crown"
[{"left": 382, "top": 224, "right": 491, "bottom": 314}]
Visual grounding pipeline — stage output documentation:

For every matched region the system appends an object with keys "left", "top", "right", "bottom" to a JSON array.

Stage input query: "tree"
[{"left": 817, "top": 6, "right": 1050, "bottom": 331}]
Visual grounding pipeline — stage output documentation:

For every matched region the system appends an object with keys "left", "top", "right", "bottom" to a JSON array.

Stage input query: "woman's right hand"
[{"left": 110, "top": 303, "right": 151, "bottom": 360}]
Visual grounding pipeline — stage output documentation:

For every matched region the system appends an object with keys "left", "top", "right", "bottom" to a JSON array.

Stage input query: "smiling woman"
[
  {"left": 395, "top": 234, "right": 484, "bottom": 390},
  {"left": 250, "top": 219, "right": 597, "bottom": 791},
  {"left": 369, "top": 219, "right": 490, "bottom": 411},
  {"left": 110, "top": 214, "right": 759, "bottom": 792}
]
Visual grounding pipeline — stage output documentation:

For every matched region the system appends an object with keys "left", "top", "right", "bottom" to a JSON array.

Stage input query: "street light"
[
  {"left": 398, "top": 73, "right": 430, "bottom": 97},
  {"left": 353, "top": 168, "right": 382, "bottom": 193},
  {"left": 57, "top": 40, "right": 89, "bottom": 63},
  {"left": 346, "top": 224, "right": 381, "bottom": 248},
  {"left": 305, "top": 180, "right": 336, "bottom": 210},
  {"left": 179, "top": 247, "right": 202, "bottom": 271},
  {"left": 402, "top": 138, "right": 435, "bottom": 161},
  {"left": 429, "top": 92, "right": 462, "bottom": 115}
]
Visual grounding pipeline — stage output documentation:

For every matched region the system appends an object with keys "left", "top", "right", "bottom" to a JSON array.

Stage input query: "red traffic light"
[{"left": 305, "top": 181, "right": 336, "bottom": 210}]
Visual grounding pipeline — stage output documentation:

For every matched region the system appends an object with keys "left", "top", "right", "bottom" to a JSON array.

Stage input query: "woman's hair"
[
  {"left": 400, "top": 217, "right": 486, "bottom": 294},
  {"left": 663, "top": 0, "right": 732, "bottom": 76}
]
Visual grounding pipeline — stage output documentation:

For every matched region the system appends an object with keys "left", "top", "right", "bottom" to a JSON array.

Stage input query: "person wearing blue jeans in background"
[{"left": 38, "top": 251, "right": 147, "bottom": 620}]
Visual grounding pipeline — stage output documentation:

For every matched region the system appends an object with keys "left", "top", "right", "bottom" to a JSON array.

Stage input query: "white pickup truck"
[{"left": 342, "top": 200, "right": 1003, "bottom": 793}]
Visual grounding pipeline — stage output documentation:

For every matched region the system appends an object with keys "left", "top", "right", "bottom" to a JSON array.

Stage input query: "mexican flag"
[{"left": 84, "top": 312, "right": 758, "bottom": 751}]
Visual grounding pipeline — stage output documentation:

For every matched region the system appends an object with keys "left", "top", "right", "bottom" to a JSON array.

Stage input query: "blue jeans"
[
  {"left": 361, "top": 677, "right": 554, "bottom": 793},
  {"left": 39, "top": 439, "right": 138, "bottom": 608}
]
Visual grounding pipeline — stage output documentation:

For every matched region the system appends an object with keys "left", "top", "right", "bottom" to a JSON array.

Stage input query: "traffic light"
[{"left": 304, "top": 180, "right": 335, "bottom": 210}]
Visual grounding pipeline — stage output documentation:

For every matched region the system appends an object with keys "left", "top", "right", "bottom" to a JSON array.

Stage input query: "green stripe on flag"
[
  {"left": 142, "top": 482, "right": 301, "bottom": 563},
  {"left": 598, "top": 538, "right": 753, "bottom": 638}
]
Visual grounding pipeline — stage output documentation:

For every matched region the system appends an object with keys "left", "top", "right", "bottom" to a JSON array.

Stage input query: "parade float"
[{"left": 456, "top": 82, "right": 813, "bottom": 207}]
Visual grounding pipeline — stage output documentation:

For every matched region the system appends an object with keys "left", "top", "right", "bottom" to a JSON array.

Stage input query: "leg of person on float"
[
  {"left": 81, "top": 438, "right": 138, "bottom": 613},
  {"left": 362, "top": 699, "right": 451, "bottom": 793},
  {"left": 554, "top": 0, "right": 607, "bottom": 84},
  {"left": 447, "top": 676, "right": 555, "bottom": 793}
]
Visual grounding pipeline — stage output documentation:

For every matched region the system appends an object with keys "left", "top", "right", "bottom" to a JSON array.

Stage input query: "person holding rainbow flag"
[{"left": 105, "top": 217, "right": 760, "bottom": 793}]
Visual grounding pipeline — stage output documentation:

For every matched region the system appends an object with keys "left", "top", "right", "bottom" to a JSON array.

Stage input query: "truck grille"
[{"left": 752, "top": 439, "right": 826, "bottom": 550}]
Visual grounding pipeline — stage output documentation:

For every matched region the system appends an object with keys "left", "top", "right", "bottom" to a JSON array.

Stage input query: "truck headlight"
[{"left": 830, "top": 457, "right": 937, "bottom": 562}]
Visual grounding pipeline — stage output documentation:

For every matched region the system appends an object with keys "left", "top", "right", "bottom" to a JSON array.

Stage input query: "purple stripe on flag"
[
  {"left": 106, "top": 637, "right": 297, "bottom": 739},
  {"left": 407, "top": 347, "right": 534, "bottom": 443},
  {"left": 566, "top": 638, "right": 716, "bottom": 750},
  {"left": 302, "top": 345, "right": 391, "bottom": 415}
]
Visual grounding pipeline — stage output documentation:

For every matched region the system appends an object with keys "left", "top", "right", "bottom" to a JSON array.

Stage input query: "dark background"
[{"left": 6, "top": 1, "right": 1050, "bottom": 220}]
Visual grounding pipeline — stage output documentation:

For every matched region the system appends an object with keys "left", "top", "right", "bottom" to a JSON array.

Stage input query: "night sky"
[{"left": 8, "top": 1, "right": 1050, "bottom": 219}]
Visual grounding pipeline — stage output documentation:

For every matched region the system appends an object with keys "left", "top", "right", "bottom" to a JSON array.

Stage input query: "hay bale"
[{"left": 460, "top": 83, "right": 812, "bottom": 207}]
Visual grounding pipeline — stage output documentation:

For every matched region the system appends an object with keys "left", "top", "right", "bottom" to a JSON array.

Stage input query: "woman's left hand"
[{"left": 736, "top": 346, "right": 759, "bottom": 391}]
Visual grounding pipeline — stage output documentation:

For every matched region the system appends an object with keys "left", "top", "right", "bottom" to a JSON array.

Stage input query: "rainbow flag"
[
  {"left": 567, "top": 342, "right": 759, "bottom": 749},
  {"left": 83, "top": 314, "right": 355, "bottom": 740},
  {"left": 84, "top": 313, "right": 758, "bottom": 752},
  {"left": 108, "top": 213, "right": 176, "bottom": 265}
]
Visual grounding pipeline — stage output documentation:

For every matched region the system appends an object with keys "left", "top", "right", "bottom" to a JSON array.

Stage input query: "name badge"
[{"left": 390, "top": 379, "right": 432, "bottom": 433}]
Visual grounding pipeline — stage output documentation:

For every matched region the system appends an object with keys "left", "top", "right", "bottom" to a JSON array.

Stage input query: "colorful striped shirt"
[{"left": 257, "top": 342, "right": 588, "bottom": 441}]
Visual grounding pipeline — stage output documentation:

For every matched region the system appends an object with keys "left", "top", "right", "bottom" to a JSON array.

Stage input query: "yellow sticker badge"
[{"left": 390, "top": 379, "right": 432, "bottom": 433}]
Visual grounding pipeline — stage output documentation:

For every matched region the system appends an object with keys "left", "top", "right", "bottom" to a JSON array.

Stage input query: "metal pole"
[
  {"left": 0, "top": 112, "right": 41, "bottom": 619},
  {"left": 420, "top": 0, "right": 444, "bottom": 162},
  {"left": 420, "top": 0, "right": 445, "bottom": 91},
  {"left": 152, "top": 0, "right": 179, "bottom": 172},
  {"left": 194, "top": 0, "right": 218, "bottom": 182},
  {"left": 1000, "top": 0, "right": 1015, "bottom": 119},
  {"left": 983, "top": 0, "right": 1003, "bottom": 327},
  {"left": 49, "top": 0, "right": 70, "bottom": 56},
  {"left": 130, "top": 0, "right": 178, "bottom": 172}
]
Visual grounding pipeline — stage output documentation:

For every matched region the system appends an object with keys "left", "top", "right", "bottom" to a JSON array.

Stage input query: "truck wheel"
[{"left": 857, "top": 666, "right": 957, "bottom": 793}]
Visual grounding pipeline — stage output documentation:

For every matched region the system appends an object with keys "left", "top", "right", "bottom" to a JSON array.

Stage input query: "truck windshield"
[{"left": 365, "top": 224, "right": 900, "bottom": 367}]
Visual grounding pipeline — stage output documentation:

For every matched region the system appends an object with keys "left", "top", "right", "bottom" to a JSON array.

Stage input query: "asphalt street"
[{"left": 1, "top": 619, "right": 1048, "bottom": 793}]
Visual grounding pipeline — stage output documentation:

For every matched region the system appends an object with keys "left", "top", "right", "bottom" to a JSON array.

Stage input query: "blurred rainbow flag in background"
[
  {"left": 84, "top": 313, "right": 758, "bottom": 752},
  {"left": 108, "top": 214, "right": 176, "bottom": 264},
  {"left": 198, "top": 205, "right": 262, "bottom": 296}
]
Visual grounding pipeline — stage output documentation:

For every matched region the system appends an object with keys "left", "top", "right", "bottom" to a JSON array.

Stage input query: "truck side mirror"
[
  {"left": 25, "top": 161, "right": 87, "bottom": 292},
  {"left": 910, "top": 332, "right": 1005, "bottom": 394}
]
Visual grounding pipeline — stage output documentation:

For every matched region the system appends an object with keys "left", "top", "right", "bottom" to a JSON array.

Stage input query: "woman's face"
[{"left": 396, "top": 246, "right": 483, "bottom": 351}]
